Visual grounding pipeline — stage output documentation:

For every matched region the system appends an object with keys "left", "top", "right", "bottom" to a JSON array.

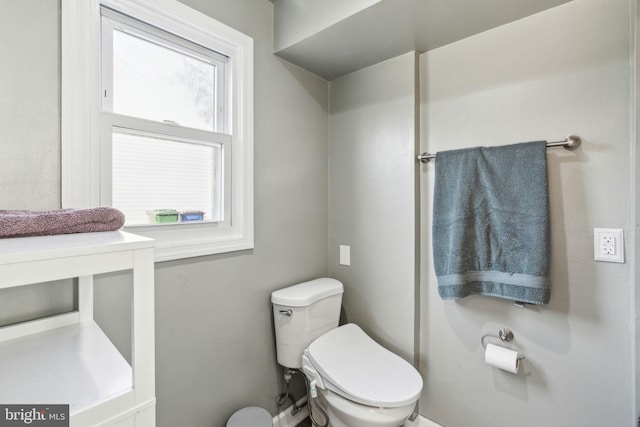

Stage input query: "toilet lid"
[{"left": 307, "top": 324, "right": 423, "bottom": 408}]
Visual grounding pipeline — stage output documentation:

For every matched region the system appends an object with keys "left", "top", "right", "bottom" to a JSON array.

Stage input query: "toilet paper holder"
[{"left": 481, "top": 328, "right": 525, "bottom": 360}]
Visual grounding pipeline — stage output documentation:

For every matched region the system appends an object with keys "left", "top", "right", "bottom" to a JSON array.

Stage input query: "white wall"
[
  {"left": 420, "top": 0, "right": 634, "bottom": 425},
  {"left": 328, "top": 52, "right": 419, "bottom": 363}
]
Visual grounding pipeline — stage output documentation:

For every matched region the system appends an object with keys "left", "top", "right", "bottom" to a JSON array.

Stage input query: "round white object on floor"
[{"left": 226, "top": 406, "right": 272, "bottom": 427}]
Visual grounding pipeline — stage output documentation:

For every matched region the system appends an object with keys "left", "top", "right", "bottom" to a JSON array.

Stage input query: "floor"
[{"left": 295, "top": 418, "right": 312, "bottom": 427}]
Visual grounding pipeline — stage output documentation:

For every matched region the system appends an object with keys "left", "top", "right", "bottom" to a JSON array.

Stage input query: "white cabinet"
[{"left": 0, "top": 231, "right": 155, "bottom": 427}]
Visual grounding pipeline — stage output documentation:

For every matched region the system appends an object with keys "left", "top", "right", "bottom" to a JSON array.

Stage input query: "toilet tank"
[{"left": 271, "top": 278, "right": 343, "bottom": 369}]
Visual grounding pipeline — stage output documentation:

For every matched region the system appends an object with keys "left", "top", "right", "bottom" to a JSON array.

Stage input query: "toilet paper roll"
[{"left": 484, "top": 343, "right": 520, "bottom": 374}]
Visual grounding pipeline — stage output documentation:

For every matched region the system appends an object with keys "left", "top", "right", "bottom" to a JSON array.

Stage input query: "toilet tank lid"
[{"left": 271, "top": 278, "right": 343, "bottom": 307}]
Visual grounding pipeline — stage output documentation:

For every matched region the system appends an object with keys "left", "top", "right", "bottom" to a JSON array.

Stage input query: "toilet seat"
[{"left": 305, "top": 324, "right": 423, "bottom": 408}]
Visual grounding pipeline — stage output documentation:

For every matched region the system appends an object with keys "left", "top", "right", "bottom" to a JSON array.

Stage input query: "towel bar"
[{"left": 417, "top": 135, "right": 581, "bottom": 164}]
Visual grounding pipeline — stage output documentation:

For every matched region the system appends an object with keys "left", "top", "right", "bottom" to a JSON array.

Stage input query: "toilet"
[{"left": 271, "top": 278, "right": 423, "bottom": 427}]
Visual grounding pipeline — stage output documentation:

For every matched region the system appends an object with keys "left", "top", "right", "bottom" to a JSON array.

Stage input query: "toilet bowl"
[
  {"left": 271, "top": 278, "right": 423, "bottom": 427},
  {"left": 318, "top": 389, "right": 416, "bottom": 427},
  {"left": 302, "top": 323, "right": 422, "bottom": 427}
]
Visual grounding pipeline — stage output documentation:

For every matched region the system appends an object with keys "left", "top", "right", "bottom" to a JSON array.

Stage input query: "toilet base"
[{"left": 315, "top": 388, "right": 415, "bottom": 427}]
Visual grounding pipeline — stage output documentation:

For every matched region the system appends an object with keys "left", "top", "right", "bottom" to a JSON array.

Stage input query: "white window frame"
[{"left": 62, "top": 0, "right": 254, "bottom": 262}]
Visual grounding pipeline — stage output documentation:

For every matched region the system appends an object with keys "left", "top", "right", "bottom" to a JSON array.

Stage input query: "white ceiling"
[{"left": 273, "top": 0, "right": 573, "bottom": 80}]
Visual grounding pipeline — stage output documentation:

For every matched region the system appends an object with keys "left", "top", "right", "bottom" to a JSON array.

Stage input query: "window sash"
[
  {"left": 101, "top": 6, "right": 229, "bottom": 133},
  {"left": 100, "top": 113, "right": 232, "bottom": 226}
]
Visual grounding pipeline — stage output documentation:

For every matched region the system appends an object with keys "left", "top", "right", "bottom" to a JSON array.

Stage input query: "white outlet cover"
[{"left": 594, "top": 228, "right": 624, "bottom": 263}]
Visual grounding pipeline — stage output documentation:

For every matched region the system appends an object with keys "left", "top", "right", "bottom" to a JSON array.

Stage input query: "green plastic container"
[{"left": 147, "top": 209, "right": 179, "bottom": 223}]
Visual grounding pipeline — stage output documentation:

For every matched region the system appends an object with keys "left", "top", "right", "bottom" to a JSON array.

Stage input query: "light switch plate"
[
  {"left": 339, "top": 245, "right": 351, "bottom": 266},
  {"left": 593, "top": 228, "right": 624, "bottom": 263}
]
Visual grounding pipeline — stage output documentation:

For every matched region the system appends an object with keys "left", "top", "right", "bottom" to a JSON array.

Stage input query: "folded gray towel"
[
  {"left": 0, "top": 208, "right": 125, "bottom": 238},
  {"left": 432, "top": 141, "right": 550, "bottom": 304}
]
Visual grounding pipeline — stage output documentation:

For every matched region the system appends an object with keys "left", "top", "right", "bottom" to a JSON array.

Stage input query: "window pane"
[
  {"left": 112, "top": 130, "right": 221, "bottom": 225},
  {"left": 112, "top": 29, "right": 216, "bottom": 131}
]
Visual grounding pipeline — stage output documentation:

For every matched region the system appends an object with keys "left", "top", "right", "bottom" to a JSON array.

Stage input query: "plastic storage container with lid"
[
  {"left": 147, "top": 209, "right": 179, "bottom": 223},
  {"left": 180, "top": 211, "right": 204, "bottom": 222}
]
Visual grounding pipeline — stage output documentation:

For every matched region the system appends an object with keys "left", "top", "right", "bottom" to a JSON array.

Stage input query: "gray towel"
[
  {"left": 0, "top": 208, "right": 125, "bottom": 238},
  {"left": 432, "top": 141, "right": 550, "bottom": 304}
]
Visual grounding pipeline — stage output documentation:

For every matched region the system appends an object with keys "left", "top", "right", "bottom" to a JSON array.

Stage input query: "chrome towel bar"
[{"left": 417, "top": 135, "right": 581, "bottom": 164}]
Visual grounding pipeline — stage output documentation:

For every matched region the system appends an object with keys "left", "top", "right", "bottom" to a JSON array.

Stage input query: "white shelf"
[
  {"left": 0, "top": 231, "right": 156, "bottom": 427},
  {"left": 0, "top": 322, "right": 131, "bottom": 415},
  {"left": 0, "top": 230, "right": 153, "bottom": 261},
  {"left": 0, "top": 231, "right": 154, "bottom": 289}
]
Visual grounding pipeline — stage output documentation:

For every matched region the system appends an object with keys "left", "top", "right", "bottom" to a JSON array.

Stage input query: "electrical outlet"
[
  {"left": 594, "top": 228, "right": 624, "bottom": 263},
  {"left": 601, "top": 235, "right": 616, "bottom": 255}
]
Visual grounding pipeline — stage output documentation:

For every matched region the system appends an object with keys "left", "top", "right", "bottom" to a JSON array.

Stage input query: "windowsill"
[
  {"left": 127, "top": 221, "right": 253, "bottom": 262},
  {"left": 124, "top": 220, "right": 223, "bottom": 228}
]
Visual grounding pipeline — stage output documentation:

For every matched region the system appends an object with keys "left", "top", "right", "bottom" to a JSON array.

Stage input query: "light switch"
[{"left": 339, "top": 245, "right": 351, "bottom": 266}]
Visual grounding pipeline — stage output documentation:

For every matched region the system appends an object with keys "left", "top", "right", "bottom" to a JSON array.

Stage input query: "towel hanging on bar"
[
  {"left": 432, "top": 141, "right": 551, "bottom": 304},
  {"left": 417, "top": 135, "right": 581, "bottom": 164}
]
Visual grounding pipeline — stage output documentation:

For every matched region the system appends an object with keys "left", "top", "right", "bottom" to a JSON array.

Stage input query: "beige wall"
[
  {"left": 0, "top": 0, "right": 60, "bottom": 209},
  {"left": 2, "top": 0, "right": 638, "bottom": 426},
  {"left": 133, "top": 1, "right": 331, "bottom": 424},
  {"left": 328, "top": 52, "right": 419, "bottom": 363},
  {"left": 273, "top": 0, "right": 381, "bottom": 51},
  {"left": 420, "top": 0, "right": 634, "bottom": 425},
  {"left": 0, "top": 1, "right": 330, "bottom": 426}
]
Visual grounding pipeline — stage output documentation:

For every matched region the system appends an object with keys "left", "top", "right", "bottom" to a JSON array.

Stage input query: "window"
[
  {"left": 101, "top": 8, "right": 230, "bottom": 226},
  {"left": 62, "top": 0, "right": 253, "bottom": 261}
]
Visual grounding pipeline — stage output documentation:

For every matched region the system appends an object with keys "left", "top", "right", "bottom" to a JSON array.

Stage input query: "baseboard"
[
  {"left": 272, "top": 397, "right": 309, "bottom": 427},
  {"left": 403, "top": 414, "right": 444, "bottom": 427},
  {"left": 272, "top": 403, "right": 442, "bottom": 427},
  {"left": 418, "top": 415, "right": 444, "bottom": 427}
]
